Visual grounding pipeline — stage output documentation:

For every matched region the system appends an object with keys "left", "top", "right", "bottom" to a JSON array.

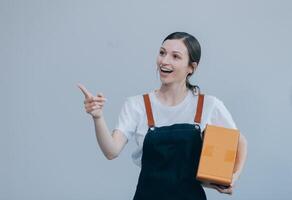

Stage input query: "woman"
[{"left": 78, "top": 32, "right": 248, "bottom": 199}]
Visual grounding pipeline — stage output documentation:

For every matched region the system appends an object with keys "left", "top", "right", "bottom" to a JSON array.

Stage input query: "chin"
[{"left": 160, "top": 79, "right": 172, "bottom": 85}]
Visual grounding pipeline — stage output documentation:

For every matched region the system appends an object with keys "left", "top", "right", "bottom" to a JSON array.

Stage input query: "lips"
[{"left": 160, "top": 67, "right": 173, "bottom": 73}]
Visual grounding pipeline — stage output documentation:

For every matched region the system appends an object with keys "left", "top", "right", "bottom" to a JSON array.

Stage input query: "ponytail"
[{"left": 186, "top": 75, "right": 200, "bottom": 95}]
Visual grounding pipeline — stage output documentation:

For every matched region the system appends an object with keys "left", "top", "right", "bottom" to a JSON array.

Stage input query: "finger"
[
  {"left": 220, "top": 187, "right": 233, "bottom": 195},
  {"left": 84, "top": 96, "right": 95, "bottom": 104},
  {"left": 94, "top": 97, "right": 107, "bottom": 102},
  {"left": 88, "top": 105, "right": 101, "bottom": 112},
  {"left": 77, "top": 83, "right": 92, "bottom": 98},
  {"left": 85, "top": 104, "right": 92, "bottom": 110},
  {"left": 213, "top": 186, "right": 224, "bottom": 193},
  {"left": 91, "top": 96, "right": 107, "bottom": 102},
  {"left": 96, "top": 102, "right": 104, "bottom": 107},
  {"left": 92, "top": 101, "right": 103, "bottom": 105},
  {"left": 97, "top": 92, "right": 105, "bottom": 97},
  {"left": 85, "top": 103, "right": 103, "bottom": 110},
  {"left": 86, "top": 107, "right": 96, "bottom": 113},
  {"left": 212, "top": 184, "right": 230, "bottom": 193},
  {"left": 223, "top": 189, "right": 233, "bottom": 195},
  {"left": 87, "top": 102, "right": 103, "bottom": 108}
]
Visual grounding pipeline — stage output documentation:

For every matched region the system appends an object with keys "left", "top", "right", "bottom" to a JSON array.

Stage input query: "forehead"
[{"left": 161, "top": 39, "right": 188, "bottom": 55}]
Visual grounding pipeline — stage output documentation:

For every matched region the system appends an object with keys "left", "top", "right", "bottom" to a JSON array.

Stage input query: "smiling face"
[{"left": 156, "top": 39, "right": 194, "bottom": 86}]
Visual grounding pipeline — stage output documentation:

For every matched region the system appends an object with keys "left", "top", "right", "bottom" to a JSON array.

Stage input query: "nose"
[{"left": 160, "top": 54, "right": 170, "bottom": 66}]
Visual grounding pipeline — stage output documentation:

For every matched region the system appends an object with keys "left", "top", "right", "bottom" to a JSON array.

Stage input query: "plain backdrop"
[{"left": 1, "top": 0, "right": 292, "bottom": 199}]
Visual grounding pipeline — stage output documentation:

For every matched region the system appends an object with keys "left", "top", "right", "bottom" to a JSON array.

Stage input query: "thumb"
[
  {"left": 97, "top": 92, "right": 104, "bottom": 97},
  {"left": 96, "top": 93, "right": 107, "bottom": 102}
]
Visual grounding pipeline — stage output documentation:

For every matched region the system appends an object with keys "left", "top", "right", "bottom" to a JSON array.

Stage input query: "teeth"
[{"left": 161, "top": 67, "right": 173, "bottom": 72}]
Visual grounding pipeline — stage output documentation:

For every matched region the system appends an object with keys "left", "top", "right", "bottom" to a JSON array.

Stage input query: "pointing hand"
[{"left": 77, "top": 83, "right": 107, "bottom": 119}]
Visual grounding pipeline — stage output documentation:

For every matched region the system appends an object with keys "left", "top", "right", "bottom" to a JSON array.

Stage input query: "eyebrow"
[{"left": 160, "top": 47, "right": 183, "bottom": 55}]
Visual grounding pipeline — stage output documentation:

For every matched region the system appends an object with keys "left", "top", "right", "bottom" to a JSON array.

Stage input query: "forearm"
[
  {"left": 234, "top": 133, "right": 248, "bottom": 174},
  {"left": 92, "top": 116, "right": 117, "bottom": 160}
]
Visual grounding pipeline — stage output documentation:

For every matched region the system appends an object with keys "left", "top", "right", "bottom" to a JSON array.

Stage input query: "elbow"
[{"left": 106, "top": 152, "right": 119, "bottom": 160}]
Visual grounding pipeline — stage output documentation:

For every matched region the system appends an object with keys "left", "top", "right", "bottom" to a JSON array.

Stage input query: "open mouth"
[{"left": 160, "top": 67, "right": 173, "bottom": 73}]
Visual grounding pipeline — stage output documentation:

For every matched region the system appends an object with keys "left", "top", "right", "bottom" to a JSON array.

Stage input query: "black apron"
[{"left": 133, "top": 93, "right": 207, "bottom": 200}]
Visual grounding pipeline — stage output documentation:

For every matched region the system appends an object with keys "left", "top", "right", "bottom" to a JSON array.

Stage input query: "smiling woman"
[
  {"left": 157, "top": 32, "right": 201, "bottom": 95},
  {"left": 78, "top": 32, "right": 248, "bottom": 200}
]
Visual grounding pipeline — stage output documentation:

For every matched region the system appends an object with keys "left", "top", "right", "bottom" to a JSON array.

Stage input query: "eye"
[
  {"left": 159, "top": 50, "right": 165, "bottom": 56},
  {"left": 173, "top": 54, "right": 181, "bottom": 59}
]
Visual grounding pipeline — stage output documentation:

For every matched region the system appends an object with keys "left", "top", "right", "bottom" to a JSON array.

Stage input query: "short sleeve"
[
  {"left": 114, "top": 97, "right": 139, "bottom": 140},
  {"left": 209, "top": 98, "right": 237, "bottom": 129}
]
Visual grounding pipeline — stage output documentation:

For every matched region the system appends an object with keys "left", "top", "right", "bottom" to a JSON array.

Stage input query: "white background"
[{"left": 1, "top": 0, "right": 292, "bottom": 199}]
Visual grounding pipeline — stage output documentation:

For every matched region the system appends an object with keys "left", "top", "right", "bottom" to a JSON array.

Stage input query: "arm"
[
  {"left": 213, "top": 133, "right": 248, "bottom": 195},
  {"left": 93, "top": 116, "right": 128, "bottom": 160},
  {"left": 233, "top": 132, "right": 248, "bottom": 181},
  {"left": 77, "top": 83, "right": 128, "bottom": 160},
  {"left": 212, "top": 98, "right": 248, "bottom": 180},
  {"left": 205, "top": 98, "right": 248, "bottom": 194}
]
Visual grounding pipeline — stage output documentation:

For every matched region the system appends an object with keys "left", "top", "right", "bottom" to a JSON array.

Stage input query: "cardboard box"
[{"left": 196, "top": 124, "right": 239, "bottom": 186}]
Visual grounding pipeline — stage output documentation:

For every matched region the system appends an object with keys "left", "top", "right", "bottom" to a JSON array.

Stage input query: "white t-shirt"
[{"left": 114, "top": 89, "right": 237, "bottom": 167}]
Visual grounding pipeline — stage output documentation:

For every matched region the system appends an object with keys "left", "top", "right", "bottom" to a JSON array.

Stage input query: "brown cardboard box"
[{"left": 196, "top": 124, "right": 239, "bottom": 186}]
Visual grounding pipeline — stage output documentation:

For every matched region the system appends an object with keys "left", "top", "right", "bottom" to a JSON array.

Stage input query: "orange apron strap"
[
  {"left": 194, "top": 94, "right": 204, "bottom": 124},
  {"left": 143, "top": 94, "right": 155, "bottom": 127}
]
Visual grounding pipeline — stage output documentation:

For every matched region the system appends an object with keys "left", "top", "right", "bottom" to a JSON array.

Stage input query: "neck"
[{"left": 156, "top": 82, "right": 188, "bottom": 106}]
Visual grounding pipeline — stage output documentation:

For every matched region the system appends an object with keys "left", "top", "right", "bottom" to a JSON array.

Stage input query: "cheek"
[
  {"left": 156, "top": 58, "right": 160, "bottom": 71},
  {"left": 156, "top": 56, "right": 162, "bottom": 65},
  {"left": 173, "top": 67, "right": 189, "bottom": 78}
]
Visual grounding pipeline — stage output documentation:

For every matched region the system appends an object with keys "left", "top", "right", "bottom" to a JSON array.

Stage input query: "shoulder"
[
  {"left": 123, "top": 92, "right": 148, "bottom": 113},
  {"left": 203, "top": 94, "right": 232, "bottom": 115},
  {"left": 202, "top": 94, "right": 237, "bottom": 129},
  {"left": 125, "top": 90, "right": 156, "bottom": 104},
  {"left": 125, "top": 93, "right": 144, "bottom": 105},
  {"left": 201, "top": 94, "right": 224, "bottom": 109}
]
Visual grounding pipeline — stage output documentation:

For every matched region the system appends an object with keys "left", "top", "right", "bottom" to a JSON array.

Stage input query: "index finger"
[{"left": 77, "top": 83, "right": 92, "bottom": 98}]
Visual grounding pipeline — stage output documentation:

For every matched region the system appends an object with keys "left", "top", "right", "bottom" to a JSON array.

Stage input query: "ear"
[
  {"left": 189, "top": 62, "right": 198, "bottom": 74},
  {"left": 192, "top": 62, "right": 198, "bottom": 70}
]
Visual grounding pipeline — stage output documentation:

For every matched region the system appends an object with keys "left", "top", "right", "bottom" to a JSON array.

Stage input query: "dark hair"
[{"left": 163, "top": 32, "right": 201, "bottom": 94}]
